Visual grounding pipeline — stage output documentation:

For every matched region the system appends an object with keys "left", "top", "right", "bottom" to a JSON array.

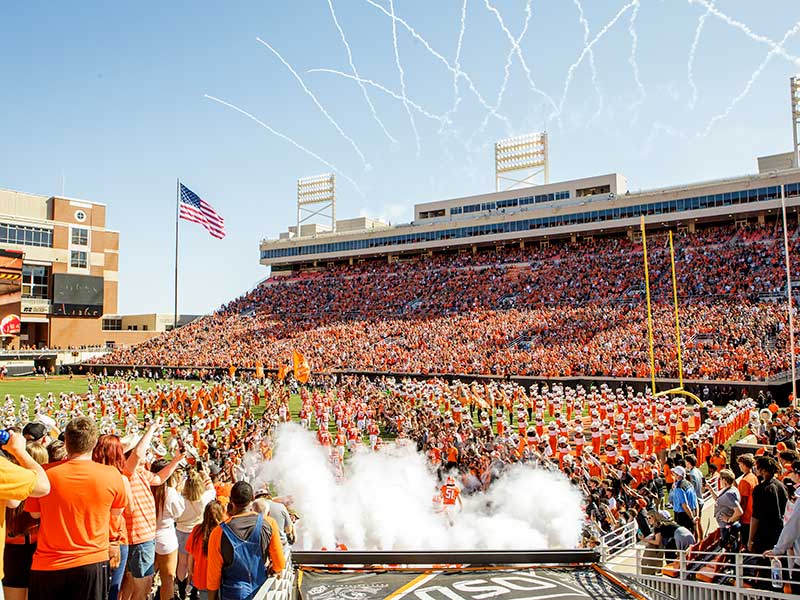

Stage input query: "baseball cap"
[
  {"left": 671, "top": 466, "right": 686, "bottom": 479},
  {"left": 22, "top": 422, "right": 46, "bottom": 442}
]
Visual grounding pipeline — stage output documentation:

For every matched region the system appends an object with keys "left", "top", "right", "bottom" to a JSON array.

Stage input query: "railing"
[
  {"left": 253, "top": 560, "right": 295, "bottom": 600},
  {"left": 599, "top": 520, "right": 639, "bottom": 559},
  {"left": 604, "top": 545, "right": 798, "bottom": 600}
]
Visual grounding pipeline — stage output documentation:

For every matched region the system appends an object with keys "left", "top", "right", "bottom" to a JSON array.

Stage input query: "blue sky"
[{"left": 0, "top": 0, "right": 797, "bottom": 314}]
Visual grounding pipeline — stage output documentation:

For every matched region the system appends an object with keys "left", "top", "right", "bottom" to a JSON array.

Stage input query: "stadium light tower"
[
  {"left": 494, "top": 132, "right": 549, "bottom": 192},
  {"left": 297, "top": 173, "right": 336, "bottom": 237},
  {"left": 792, "top": 76, "right": 800, "bottom": 168}
]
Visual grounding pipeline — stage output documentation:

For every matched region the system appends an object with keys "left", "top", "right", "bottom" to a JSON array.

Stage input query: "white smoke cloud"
[{"left": 249, "top": 423, "right": 584, "bottom": 551}]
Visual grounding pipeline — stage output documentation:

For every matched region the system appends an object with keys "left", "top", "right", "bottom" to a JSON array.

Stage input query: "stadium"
[{"left": 2, "top": 4, "right": 800, "bottom": 600}]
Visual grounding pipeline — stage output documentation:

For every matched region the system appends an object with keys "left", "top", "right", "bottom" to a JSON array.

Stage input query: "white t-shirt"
[
  {"left": 175, "top": 488, "right": 216, "bottom": 533},
  {"left": 154, "top": 486, "right": 185, "bottom": 554}
]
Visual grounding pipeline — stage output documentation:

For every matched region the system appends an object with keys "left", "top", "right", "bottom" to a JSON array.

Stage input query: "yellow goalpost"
[{"left": 640, "top": 215, "right": 702, "bottom": 405}]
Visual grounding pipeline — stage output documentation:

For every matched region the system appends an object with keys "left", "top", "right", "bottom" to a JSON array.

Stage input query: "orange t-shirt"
[
  {"left": 737, "top": 472, "right": 758, "bottom": 525},
  {"left": 26, "top": 459, "right": 126, "bottom": 571},
  {"left": 186, "top": 524, "right": 211, "bottom": 590}
]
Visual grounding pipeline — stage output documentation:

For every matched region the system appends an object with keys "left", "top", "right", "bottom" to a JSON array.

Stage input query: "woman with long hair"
[
  {"left": 175, "top": 466, "right": 215, "bottom": 599},
  {"left": 2, "top": 442, "right": 47, "bottom": 600},
  {"left": 186, "top": 501, "right": 225, "bottom": 600},
  {"left": 92, "top": 434, "right": 133, "bottom": 600},
  {"left": 151, "top": 458, "right": 185, "bottom": 600}
]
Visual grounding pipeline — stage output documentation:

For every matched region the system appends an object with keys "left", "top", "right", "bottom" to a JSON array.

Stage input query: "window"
[
  {"left": 21, "top": 265, "right": 49, "bottom": 299},
  {"left": 70, "top": 250, "right": 88, "bottom": 269},
  {"left": 0, "top": 223, "right": 53, "bottom": 248},
  {"left": 102, "top": 318, "right": 122, "bottom": 331},
  {"left": 71, "top": 227, "right": 89, "bottom": 246}
]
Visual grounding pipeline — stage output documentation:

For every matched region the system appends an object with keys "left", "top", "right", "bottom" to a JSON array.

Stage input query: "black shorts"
[
  {"left": 2, "top": 543, "right": 36, "bottom": 588},
  {"left": 29, "top": 561, "right": 110, "bottom": 600}
]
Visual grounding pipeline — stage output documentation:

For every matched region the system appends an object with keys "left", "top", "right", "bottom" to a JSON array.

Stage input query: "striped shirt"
[{"left": 124, "top": 466, "right": 158, "bottom": 544}]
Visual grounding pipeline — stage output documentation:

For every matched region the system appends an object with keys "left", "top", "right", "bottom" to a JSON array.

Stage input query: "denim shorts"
[{"left": 126, "top": 540, "right": 156, "bottom": 578}]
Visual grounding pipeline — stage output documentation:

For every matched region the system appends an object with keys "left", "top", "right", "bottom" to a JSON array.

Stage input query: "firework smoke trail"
[
  {"left": 573, "top": 0, "right": 603, "bottom": 118},
  {"left": 204, "top": 94, "right": 364, "bottom": 197},
  {"left": 387, "top": 0, "right": 421, "bottom": 156},
  {"left": 689, "top": 0, "right": 800, "bottom": 67},
  {"left": 476, "top": 0, "right": 534, "bottom": 133},
  {"left": 483, "top": 0, "right": 559, "bottom": 115},
  {"left": 553, "top": 0, "right": 639, "bottom": 120},
  {"left": 687, "top": 0, "right": 714, "bottom": 109},
  {"left": 308, "top": 68, "right": 451, "bottom": 124},
  {"left": 326, "top": 0, "right": 397, "bottom": 144},
  {"left": 362, "top": 0, "right": 511, "bottom": 129},
  {"left": 255, "top": 37, "right": 370, "bottom": 169},
  {"left": 444, "top": 0, "right": 469, "bottom": 125},
  {"left": 699, "top": 21, "right": 800, "bottom": 138},
  {"left": 628, "top": 0, "right": 646, "bottom": 111}
]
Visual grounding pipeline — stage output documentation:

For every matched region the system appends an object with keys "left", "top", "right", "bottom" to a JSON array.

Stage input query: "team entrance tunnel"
[{"left": 290, "top": 550, "right": 645, "bottom": 600}]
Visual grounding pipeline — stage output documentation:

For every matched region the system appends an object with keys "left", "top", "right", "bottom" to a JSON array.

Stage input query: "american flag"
[{"left": 179, "top": 183, "right": 226, "bottom": 239}]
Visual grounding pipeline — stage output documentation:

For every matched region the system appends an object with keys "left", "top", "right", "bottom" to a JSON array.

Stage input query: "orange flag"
[
  {"left": 292, "top": 350, "right": 310, "bottom": 384},
  {"left": 277, "top": 364, "right": 291, "bottom": 381}
]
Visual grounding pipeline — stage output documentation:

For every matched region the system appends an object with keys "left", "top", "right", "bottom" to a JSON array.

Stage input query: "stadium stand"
[{"left": 98, "top": 222, "right": 799, "bottom": 381}]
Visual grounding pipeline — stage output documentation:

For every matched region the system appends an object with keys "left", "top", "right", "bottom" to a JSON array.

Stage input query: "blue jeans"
[{"left": 110, "top": 544, "right": 129, "bottom": 600}]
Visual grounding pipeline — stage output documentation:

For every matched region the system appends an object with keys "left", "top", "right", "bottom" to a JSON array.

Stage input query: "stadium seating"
[{"left": 99, "top": 222, "right": 799, "bottom": 380}]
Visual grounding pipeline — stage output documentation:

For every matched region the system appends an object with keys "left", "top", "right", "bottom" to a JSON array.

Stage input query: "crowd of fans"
[
  {"left": 2, "top": 372, "right": 799, "bottom": 596},
  {"left": 97, "top": 222, "right": 800, "bottom": 381}
]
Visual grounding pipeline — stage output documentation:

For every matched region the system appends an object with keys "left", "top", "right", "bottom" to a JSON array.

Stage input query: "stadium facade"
[
  {"left": 0, "top": 188, "right": 166, "bottom": 349},
  {"left": 260, "top": 151, "right": 800, "bottom": 273}
]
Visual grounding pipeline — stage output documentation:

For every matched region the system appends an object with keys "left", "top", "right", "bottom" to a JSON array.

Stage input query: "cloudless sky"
[{"left": 0, "top": 0, "right": 797, "bottom": 314}]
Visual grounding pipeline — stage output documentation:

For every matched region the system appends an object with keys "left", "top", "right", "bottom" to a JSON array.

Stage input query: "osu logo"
[{"left": 413, "top": 573, "right": 590, "bottom": 600}]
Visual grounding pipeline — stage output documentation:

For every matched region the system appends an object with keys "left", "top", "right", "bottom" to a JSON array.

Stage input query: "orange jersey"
[{"left": 441, "top": 485, "right": 460, "bottom": 506}]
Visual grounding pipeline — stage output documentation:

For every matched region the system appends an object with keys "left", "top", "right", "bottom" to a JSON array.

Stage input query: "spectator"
[
  {"left": 0, "top": 432, "right": 50, "bottom": 584},
  {"left": 176, "top": 467, "right": 216, "bottom": 600},
  {"left": 92, "top": 434, "right": 133, "bottom": 600},
  {"left": 25, "top": 416, "right": 127, "bottom": 600},
  {"left": 3, "top": 441, "right": 48, "bottom": 600},
  {"left": 206, "top": 481, "right": 285, "bottom": 600},
  {"left": 684, "top": 454, "right": 704, "bottom": 516},
  {"left": 706, "top": 469, "right": 743, "bottom": 547},
  {"left": 669, "top": 466, "right": 699, "bottom": 533},
  {"left": 253, "top": 489, "right": 294, "bottom": 556},
  {"left": 765, "top": 460, "right": 800, "bottom": 594},
  {"left": 121, "top": 419, "right": 185, "bottom": 600},
  {"left": 748, "top": 455, "right": 788, "bottom": 554},
  {"left": 642, "top": 510, "right": 695, "bottom": 561},
  {"left": 186, "top": 501, "right": 225, "bottom": 600},
  {"left": 151, "top": 459, "right": 185, "bottom": 600},
  {"left": 737, "top": 453, "right": 758, "bottom": 547}
]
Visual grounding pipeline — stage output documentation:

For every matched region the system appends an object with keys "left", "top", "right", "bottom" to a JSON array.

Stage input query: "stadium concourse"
[{"left": 96, "top": 222, "right": 796, "bottom": 381}]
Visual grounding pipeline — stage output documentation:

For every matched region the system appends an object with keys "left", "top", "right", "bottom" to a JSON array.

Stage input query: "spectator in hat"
[
  {"left": 22, "top": 423, "right": 47, "bottom": 445},
  {"left": 670, "top": 466, "right": 699, "bottom": 532},
  {"left": 206, "top": 481, "right": 285, "bottom": 600},
  {"left": 253, "top": 489, "right": 294, "bottom": 555}
]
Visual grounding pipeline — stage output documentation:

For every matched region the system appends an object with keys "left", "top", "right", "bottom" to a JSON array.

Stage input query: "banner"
[
  {"left": 297, "top": 567, "right": 636, "bottom": 600},
  {"left": 0, "top": 249, "right": 23, "bottom": 339}
]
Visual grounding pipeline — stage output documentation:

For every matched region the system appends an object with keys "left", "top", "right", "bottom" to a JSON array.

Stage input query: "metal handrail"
[
  {"left": 605, "top": 544, "right": 797, "bottom": 593},
  {"left": 600, "top": 520, "right": 639, "bottom": 559}
]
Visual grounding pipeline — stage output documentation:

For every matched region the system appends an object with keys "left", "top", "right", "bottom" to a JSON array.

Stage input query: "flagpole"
[{"left": 174, "top": 178, "right": 180, "bottom": 332}]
